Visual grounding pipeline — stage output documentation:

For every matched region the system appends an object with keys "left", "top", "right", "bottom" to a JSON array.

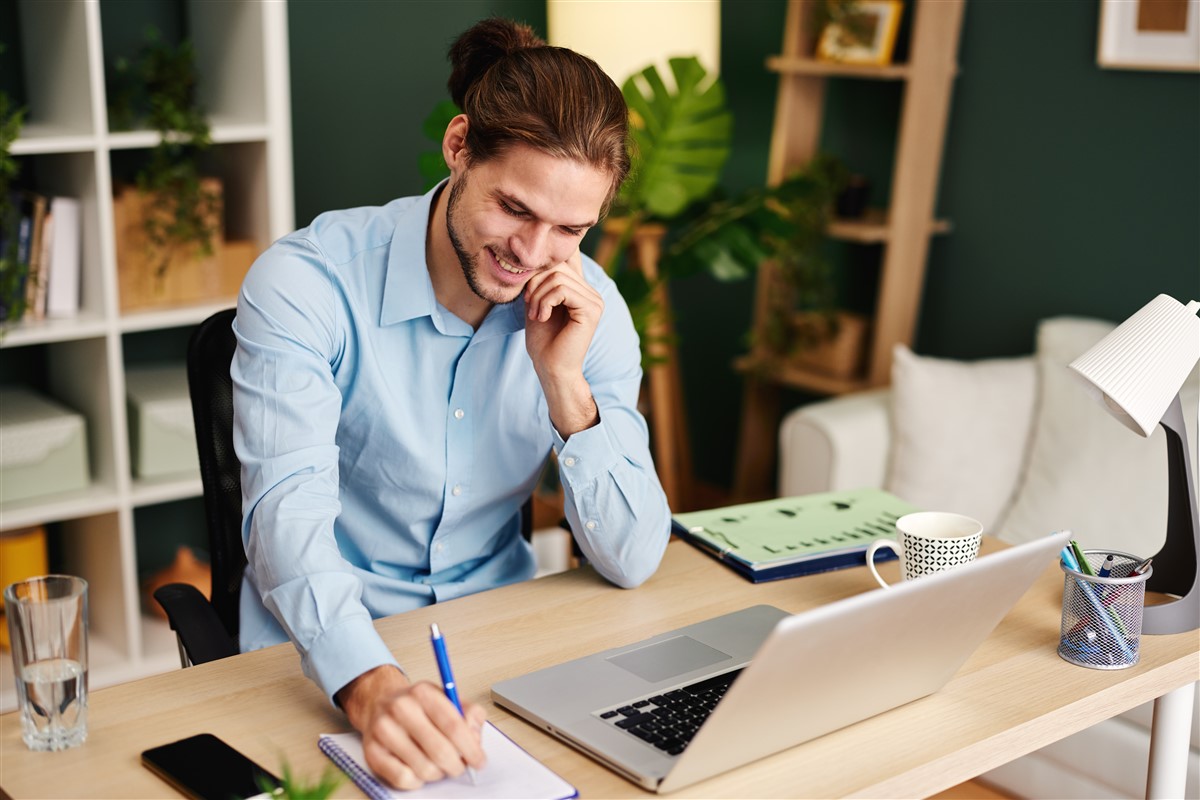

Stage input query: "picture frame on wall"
[
  {"left": 1098, "top": 0, "right": 1200, "bottom": 71},
  {"left": 815, "top": 0, "right": 904, "bottom": 66}
]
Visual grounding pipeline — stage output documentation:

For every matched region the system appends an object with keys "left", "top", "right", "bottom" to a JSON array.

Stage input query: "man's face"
[{"left": 445, "top": 144, "right": 611, "bottom": 306}]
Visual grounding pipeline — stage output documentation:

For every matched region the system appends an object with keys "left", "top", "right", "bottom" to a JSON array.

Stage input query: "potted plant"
[
  {"left": 0, "top": 83, "right": 27, "bottom": 327},
  {"left": 109, "top": 28, "right": 225, "bottom": 311}
]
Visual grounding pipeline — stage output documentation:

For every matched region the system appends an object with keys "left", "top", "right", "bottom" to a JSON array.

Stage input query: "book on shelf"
[
  {"left": 22, "top": 193, "right": 48, "bottom": 321},
  {"left": 7, "top": 192, "right": 83, "bottom": 321},
  {"left": 44, "top": 196, "right": 81, "bottom": 318},
  {"left": 671, "top": 487, "right": 918, "bottom": 583}
]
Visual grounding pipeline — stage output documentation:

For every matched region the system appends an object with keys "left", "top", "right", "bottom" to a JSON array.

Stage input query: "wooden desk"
[{"left": 2, "top": 540, "right": 1196, "bottom": 798}]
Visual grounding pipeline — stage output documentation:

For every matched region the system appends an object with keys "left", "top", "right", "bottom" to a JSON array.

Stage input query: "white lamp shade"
[
  {"left": 1069, "top": 294, "right": 1200, "bottom": 437},
  {"left": 547, "top": 0, "right": 721, "bottom": 90}
]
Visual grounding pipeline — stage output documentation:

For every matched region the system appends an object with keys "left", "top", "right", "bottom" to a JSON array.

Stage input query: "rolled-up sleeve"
[{"left": 232, "top": 238, "right": 398, "bottom": 703}]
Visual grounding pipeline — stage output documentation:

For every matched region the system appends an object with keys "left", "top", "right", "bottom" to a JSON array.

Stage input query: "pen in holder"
[{"left": 1058, "top": 549, "right": 1150, "bottom": 670}]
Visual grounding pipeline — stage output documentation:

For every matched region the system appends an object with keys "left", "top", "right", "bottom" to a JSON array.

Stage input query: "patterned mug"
[{"left": 866, "top": 512, "right": 983, "bottom": 589}]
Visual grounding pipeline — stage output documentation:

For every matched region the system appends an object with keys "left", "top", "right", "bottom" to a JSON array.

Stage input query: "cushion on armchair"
[{"left": 886, "top": 344, "right": 1036, "bottom": 532}]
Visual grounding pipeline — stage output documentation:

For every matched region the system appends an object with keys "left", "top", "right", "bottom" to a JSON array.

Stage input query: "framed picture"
[
  {"left": 1098, "top": 0, "right": 1200, "bottom": 71},
  {"left": 815, "top": 0, "right": 904, "bottom": 66}
]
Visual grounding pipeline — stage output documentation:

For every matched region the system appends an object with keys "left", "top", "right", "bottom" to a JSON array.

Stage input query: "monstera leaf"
[{"left": 617, "top": 57, "right": 732, "bottom": 222}]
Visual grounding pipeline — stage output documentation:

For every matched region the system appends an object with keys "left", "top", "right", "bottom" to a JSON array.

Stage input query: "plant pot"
[
  {"left": 113, "top": 179, "right": 256, "bottom": 312},
  {"left": 789, "top": 310, "right": 868, "bottom": 379}
]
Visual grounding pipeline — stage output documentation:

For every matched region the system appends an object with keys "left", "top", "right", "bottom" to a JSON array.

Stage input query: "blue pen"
[
  {"left": 430, "top": 623, "right": 478, "bottom": 785},
  {"left": 1096, "top": 554, "right": 1114, "bottom": 578}
]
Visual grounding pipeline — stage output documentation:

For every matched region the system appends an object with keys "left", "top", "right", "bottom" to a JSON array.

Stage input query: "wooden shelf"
[
  {"left": 827, "top": 208, "right": 952, "bottom": 244},
  {"left": 734, "top": 0, "right": 965, "bottom": 501},
  {"left": 733, "top": 354, "right": 869, "bottom": 396},
  {"left": 766, "top": 55, "right": 912, "bottom": 80}
]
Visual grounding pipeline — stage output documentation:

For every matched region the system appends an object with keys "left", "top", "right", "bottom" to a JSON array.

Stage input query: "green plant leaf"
[{"left": 618, "top": 57, "right": 732, "bottom": 221}]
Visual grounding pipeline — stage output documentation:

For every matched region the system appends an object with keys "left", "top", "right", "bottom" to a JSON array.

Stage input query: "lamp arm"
[{"left": 1143, "top": 393, "right": 1200, "bottom": 635}]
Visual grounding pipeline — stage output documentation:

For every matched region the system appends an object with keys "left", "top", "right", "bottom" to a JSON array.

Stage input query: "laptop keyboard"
[{"left": 596, "top": 668, "right": 744, "bottom": 756}]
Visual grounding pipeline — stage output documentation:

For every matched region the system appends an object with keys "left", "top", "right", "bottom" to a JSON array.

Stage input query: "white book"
[{"left": 45, "top": 196, "right": 81, "bottom": 318}]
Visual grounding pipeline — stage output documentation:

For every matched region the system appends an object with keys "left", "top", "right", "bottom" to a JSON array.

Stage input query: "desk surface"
[{"left": 2, "top": 539, "right": 1197, "bottom": 799}]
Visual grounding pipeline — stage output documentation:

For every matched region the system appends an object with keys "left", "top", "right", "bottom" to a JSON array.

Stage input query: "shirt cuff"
[
  {"left": 302, "top": 615, "right": 401, "bottom": 707},
  {"left": 553, "top": 420, "right": 620, "bottom": 487}
]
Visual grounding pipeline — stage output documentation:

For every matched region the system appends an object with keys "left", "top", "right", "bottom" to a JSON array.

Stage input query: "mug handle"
[{"left": 866, "top": 539, "right": 902, "bottom": 589}]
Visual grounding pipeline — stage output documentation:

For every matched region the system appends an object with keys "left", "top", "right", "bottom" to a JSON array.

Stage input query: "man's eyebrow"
[{"left": 496, "top": 190, "right": 597, "bottom": 230}]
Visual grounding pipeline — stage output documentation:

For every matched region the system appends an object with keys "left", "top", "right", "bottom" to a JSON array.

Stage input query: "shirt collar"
[
  {"left": 380, "top": 182, "right": 442, "bottom": 327},
  {"left": 379, "top": 180, "right": 528, "bottom": 336}
]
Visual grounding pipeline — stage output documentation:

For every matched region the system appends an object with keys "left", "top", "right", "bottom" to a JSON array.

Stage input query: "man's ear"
[{"left": 443, "top": 114, "right": 470, "bottom": 175}]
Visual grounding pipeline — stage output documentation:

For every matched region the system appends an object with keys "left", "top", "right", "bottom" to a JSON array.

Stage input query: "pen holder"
[{"left": 1058, "top": 550, "right": 1150, "bottom": 670}]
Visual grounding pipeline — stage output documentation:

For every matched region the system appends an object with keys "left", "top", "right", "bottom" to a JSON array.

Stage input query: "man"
[{"left": 231, "top": 18, "right": 671, "bottom": 789}]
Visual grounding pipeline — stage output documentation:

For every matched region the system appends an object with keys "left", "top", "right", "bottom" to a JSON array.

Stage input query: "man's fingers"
[
  {"left": 363, "top": 720, "right": 440, "bottom": 789},
  {"left": 525, "top": 270, "right": 602, "bottom": 323}
]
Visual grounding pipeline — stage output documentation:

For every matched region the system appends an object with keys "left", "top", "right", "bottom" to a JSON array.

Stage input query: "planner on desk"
[
  {"left": 672, "top": 488, "right": 918, "bottom": 582},
  {"left": 318, "top": 722, "right": 577, "bottom": 800}
]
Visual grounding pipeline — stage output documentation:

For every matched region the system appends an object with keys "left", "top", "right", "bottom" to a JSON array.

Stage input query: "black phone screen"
[{"left": 141, "top": 733, "right": 281, "bottom": 800}]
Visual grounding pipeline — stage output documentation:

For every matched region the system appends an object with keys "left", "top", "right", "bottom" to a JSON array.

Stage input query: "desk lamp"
[{"left": 1069, "top": 293, "right": 1200, "bottom": 635}]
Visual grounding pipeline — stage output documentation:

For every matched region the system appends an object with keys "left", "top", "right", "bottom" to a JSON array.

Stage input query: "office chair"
[
  {"left": 154, "top": 307, "right": 243, "bottom": 666},
  {"left": 155, "top": 308, "right": 541, "bottom": 666}
]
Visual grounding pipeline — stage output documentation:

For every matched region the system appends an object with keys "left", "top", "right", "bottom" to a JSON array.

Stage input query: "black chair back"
[{"left": 186, "top": 307, "right": 244, "bottom": 643}]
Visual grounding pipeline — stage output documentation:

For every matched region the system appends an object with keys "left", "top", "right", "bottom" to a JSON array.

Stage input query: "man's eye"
[
  {"left": 561, "top": 227, "right": 584, "bottom": 237},
  {"left": 500, "top": 202, "right": 526, "bottom": 218}
]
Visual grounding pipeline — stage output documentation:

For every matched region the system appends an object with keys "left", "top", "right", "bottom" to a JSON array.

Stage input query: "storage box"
[
  {"left": 126, "top": 365, "right": 199, "bottom": 478},
  {"left": 0, "top": 389, "right": 90, "bottom": 503}
]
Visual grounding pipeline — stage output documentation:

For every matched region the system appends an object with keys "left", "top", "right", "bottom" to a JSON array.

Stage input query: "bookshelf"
[
  {"left": 0, "top": 0, "right": 293, "bottom": 710},
  {"left": 732, "top": 0, "right": 964, "bottom": 500}
]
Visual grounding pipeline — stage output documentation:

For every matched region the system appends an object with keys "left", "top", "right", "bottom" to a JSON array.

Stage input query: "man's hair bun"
[{"left": 448, "top": 18, "right": 545, "bottom": 109}]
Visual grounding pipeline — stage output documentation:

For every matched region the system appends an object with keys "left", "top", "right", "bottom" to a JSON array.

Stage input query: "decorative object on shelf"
[
  {"left": 1068, "top": 293, "right": 1200, "bottom": 635},
  {"left": 0, "top": 74, "right": 27, "bottom": 326},
  {"left": 0, "top": 525, "right": 48, "bottom": 649},
  {"left": 142, "top": 545, "right": 212, "bottom": 622},
  {"left": 815, "top": 0, "right": 904, "bottom": 66},
  {"left": 835, "top": 174, "right": 871, "bottom": 219},
  {"left": 1097, "top": 0, "right": 1200, "bottom": 72}
]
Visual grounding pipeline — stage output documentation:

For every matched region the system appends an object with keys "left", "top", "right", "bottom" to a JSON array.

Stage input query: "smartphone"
[{"left": 141, "top": 733, "right": 281, "bottom": 800}]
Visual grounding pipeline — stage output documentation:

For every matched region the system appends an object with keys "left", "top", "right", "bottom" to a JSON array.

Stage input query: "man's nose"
[{"left": 511, "top": 223, "right": 552, "bottom": 270}]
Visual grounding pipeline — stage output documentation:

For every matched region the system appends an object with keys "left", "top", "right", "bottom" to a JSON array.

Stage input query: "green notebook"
[{"left": 671, "top": 488, "right": 919, "bottom": 582}]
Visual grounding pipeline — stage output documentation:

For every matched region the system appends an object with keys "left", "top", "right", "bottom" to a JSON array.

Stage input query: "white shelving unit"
[{"left": 0, "top": 0, "right": 293, "bottom": 711}]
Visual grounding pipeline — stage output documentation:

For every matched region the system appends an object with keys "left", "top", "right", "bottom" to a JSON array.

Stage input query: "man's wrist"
[
  {"left": 336, "top": 664, "right": 410, "bottom": 727},
  {"left": 542, "top": 376, "right": 599, "bottom": 437}
]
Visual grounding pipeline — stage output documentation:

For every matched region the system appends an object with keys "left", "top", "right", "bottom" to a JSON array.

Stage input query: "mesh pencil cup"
[{"left": 1058, "top": 550, "right": 1150, "bottom": 670}]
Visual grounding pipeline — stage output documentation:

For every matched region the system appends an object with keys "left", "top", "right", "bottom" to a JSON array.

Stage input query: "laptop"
[{"left": 492, "top": 530, "right": 1070, "bottom": 793}]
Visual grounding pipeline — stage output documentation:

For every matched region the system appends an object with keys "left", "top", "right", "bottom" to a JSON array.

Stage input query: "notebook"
[
  {"left": 671, "top": 488, "right": 918, "bottom": 582},
  {"left": 318, "top": 722, "right": 577, "bottom": 799},
  {"left": 492, "top": 531, "right": 1071, "bottom": 793}
]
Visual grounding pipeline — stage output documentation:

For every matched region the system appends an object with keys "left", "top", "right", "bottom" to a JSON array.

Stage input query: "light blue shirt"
[{"left": 232, "top": 184, "right": 671, "bottom": 703}]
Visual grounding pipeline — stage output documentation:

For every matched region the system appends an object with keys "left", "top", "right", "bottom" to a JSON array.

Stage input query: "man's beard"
[{"left": 446, "top": 174, "right": 519, "bottom": 307}]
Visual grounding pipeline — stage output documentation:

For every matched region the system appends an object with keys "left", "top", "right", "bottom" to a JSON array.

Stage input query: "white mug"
[{"left": 866, "top": 512, "right": 983, "bottom": 589}]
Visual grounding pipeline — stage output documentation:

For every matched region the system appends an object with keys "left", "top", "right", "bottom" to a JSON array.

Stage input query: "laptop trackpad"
[{"left": 607, "top": 636, "right": 732, "bottom": 683}]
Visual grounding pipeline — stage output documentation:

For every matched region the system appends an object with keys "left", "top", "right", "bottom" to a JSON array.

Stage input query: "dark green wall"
[{"left": 287, "top": 0, "right": 1200, "bottom": 492}]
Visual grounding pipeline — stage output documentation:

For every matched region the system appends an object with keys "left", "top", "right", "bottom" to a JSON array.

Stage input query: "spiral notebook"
[{"left": 318, "top": 722, "right": 577, "bottom": 799}]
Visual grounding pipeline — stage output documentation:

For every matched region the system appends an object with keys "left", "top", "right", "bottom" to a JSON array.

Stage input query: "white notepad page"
[{"left": 319, "top": 721, "right": 577, "bottom": 800}]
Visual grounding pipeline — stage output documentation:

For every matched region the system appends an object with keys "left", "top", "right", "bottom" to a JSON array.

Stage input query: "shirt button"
[
  {"left": 585, "top": 520, "right": 597, "bottom": 530},
  {"left": 435, "top": 542, "right": 444, "bottom": 553},
  {"left": 563, "top": 457, "right": 576, "bottom": 467},
  {"left": 454, "top": 408, "right": 465, "bottom": 420},
  {"left": 452, "top": 485, "right": 462, "bottom": 496}
]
